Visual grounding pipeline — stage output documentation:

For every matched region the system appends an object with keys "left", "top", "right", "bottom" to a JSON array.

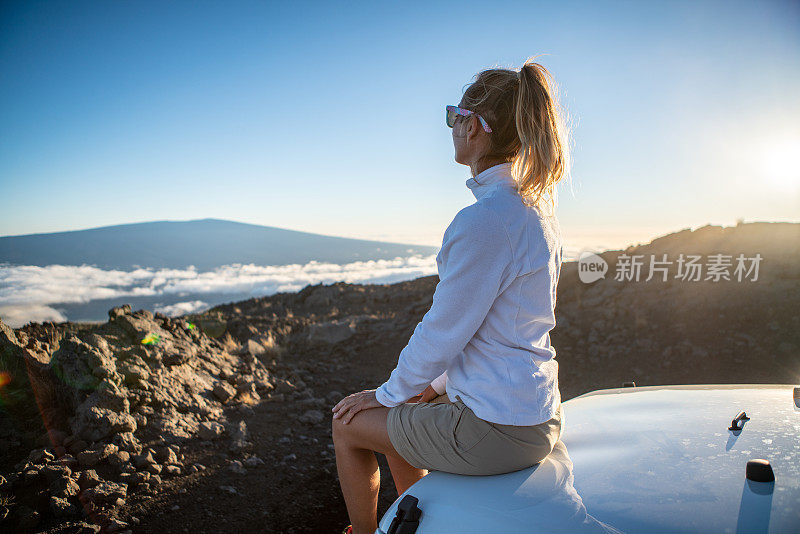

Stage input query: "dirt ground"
[{"left": 120, "top": 314, "right": 421, "bottom": 534}]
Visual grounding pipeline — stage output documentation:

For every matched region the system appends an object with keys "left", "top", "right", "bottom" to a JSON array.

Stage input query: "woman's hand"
[
  {"left": 417, "top": 384, "right": 439, "bottom": 402},
  {"left": 332, "top": 389, "right": 382, "bottom": 424},
  {"left": 404, "top": 384, "right": 439, "bottom": 404}
]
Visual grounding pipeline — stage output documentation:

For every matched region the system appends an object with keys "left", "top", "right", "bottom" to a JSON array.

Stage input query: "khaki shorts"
[{"left": 386, "top": 393, "right": 562, "bottom": 476}]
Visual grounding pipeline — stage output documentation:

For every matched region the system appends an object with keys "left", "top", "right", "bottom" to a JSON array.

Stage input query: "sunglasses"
[{"left": 446, "top": 105, "right": 492, "bottom": 133}]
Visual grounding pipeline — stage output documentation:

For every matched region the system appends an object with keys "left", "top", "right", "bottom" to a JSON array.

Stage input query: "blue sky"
[{"left": 1, "top": 0, "right": 798, "bottom": 251}]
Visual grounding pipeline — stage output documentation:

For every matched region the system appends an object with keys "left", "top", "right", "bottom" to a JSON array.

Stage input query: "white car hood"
[{"left": 377, "top": 385, "right": 800, "bottom": 534}]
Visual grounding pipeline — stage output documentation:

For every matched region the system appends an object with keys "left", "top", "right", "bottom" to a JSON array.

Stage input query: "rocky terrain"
[{"left": 0, "top": 221, "right": 798, "bottom": 533}]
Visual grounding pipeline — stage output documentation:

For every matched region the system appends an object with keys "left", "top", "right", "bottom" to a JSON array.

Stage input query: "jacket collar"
[{"left": 465, "top": 162, "right": 517, "bottom": 200}]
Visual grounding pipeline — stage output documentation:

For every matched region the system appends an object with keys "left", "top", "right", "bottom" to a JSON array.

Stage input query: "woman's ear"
[{"left": 465, "top": 115, "right": 481, "bottom": 143}]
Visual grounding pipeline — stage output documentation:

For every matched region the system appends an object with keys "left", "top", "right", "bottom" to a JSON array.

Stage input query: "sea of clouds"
[{"left": 0, "top": 255, "right": 438, "bottom": 328}]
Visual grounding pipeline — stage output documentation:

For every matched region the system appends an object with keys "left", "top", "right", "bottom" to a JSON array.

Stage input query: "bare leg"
[
  {"left": 332, "top": 406, "right": 399, "bottom": 534},
  {"left": 386, "top": 453, "right": 428, "bottom": 496},
  {"left": 334, "top": 438, "right": 380, "bottom": 533}
]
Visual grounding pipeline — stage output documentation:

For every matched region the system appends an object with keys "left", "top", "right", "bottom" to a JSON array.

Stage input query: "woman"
[{"left": 331, "top": 56, "right": 570, "bottom": 534}]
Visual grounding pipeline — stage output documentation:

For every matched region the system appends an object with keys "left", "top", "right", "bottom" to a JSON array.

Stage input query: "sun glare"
[{"left": 761, "top": 136, "right": 800, "bottom": 194}]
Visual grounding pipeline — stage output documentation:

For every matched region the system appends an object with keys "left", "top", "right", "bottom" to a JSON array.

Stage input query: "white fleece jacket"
[{"left": 375, "top": 162, "right": 562, "bottom": 426}]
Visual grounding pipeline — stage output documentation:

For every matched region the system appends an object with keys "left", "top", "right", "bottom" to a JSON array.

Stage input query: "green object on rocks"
[{"left": 140, "top": 333, "right": 160, "bottom": 345}]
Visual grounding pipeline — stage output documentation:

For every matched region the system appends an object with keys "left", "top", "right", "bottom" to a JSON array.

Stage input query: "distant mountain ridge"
[{"left": 0, "top": 218, "right": 439, "bottom": 271}]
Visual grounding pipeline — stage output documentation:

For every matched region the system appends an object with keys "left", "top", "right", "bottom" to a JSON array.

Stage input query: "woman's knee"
[
  {"left": 331, "top": 410, "right": 365, "bottom": 446},
  {"left": 331, "top": 407, "right": 394, "bottom": 454},
  {"left": 332, "top": 413, "right": 349, "bottom": 444}
]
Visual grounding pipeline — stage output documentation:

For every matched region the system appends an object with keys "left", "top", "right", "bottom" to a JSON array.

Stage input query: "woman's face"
[
  {"left": 451, "top": 100, "right": 486, "bottom": 167},
  {"left": 451, "top": 112, "right": 468, "bottom": 165}
]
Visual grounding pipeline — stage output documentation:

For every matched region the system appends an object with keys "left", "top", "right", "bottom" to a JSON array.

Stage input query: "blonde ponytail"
[{"left": 460, "top": 56, "right": 571, "bottom": 214}]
